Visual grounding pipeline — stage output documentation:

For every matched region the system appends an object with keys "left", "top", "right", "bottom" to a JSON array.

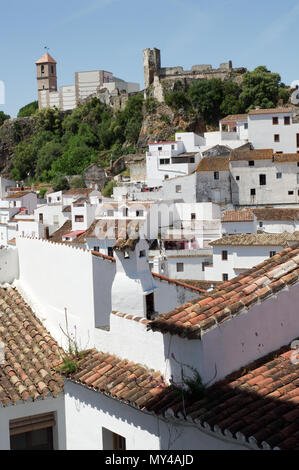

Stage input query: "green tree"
[
  {"left": 12, "top": 141, "right": 37, "bottom": 180},
  {"left": 35, "top": 140, "right": 63, "bottom": 179},
  {"left": 220, "top": 81, "right": 244, "bottom": 116},
  {"left": 188, "top": 79, "right": 223, "bottom": 124},
  {"left": 239, "top": 66, "right": 282, "bottom": 111},
  {"left": 17, "top": 101, "right": 38, "bottom": 118},
  {"left": 102, "top": 180, "right": 116, "bottom": 197},
  {"left": 165, "top": 91, "right": 191, "bottom": 112},
  {"left": 0, "top": 111, "right": 10, "bottom": 126},
  {"left": 52, "top": 175, "right": 70, "bottom": 192},
  {"left": 70, "top": 175, "right": 86, "bottom": 188}
]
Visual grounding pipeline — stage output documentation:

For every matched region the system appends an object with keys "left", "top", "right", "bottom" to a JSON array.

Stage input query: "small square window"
[
  {"left": 191, "top": 213, "right": 196, "bottom": 220},
  {"left": 158, "top": 147, "right": 163, "bottom": 151},
  {"left": 289, "top": 191, "right": 294, "bottom": 195},
  {"left": 248, "top": 161, "right": 255, "bottom": 167},
  {"left": 176, "top": 185, "right": 182, "bottom": 193},
  {"left": 259, "top": 174, "right": 266, "bottom": 185},
  {"left": 176, "top": 263, "right": 184, "bottom": 272},
  {"left": 259, "top": 221, "right": 263, "bottom": 228},
  {"left": 251, "top": 188, "right": 256, "bottom": 196},
  {"left": 214, "top": 172, "right": 219, "bottom": 180},
  {"left": 222, "top": 250, "right": 228, "bottom": 261},
  {"left": 270, "top": 251, "right": 276, "bottom": 258},
  {"left": 272, "top": 117, "right": 279, "bottom": 125},
  {"left": 244, "top": 123, "right": 248, "bottom": 129},
  {"left": 276, "top": 172, "right": 282, "bottom": 179},
  {"left": 274, "top": 134, "right": 280, "bottom": 142},
  {"left": 284, "top": 116, "right": 290, "bottom": 125},
  {"left": 222, "top": 274, "right": 229, "bottom": 282},
  {"left": 236, "top": 176, "right": 240, "bottom": 181},
  {"left": 139, "top": 250, "right": 146, "bottom": 258}
]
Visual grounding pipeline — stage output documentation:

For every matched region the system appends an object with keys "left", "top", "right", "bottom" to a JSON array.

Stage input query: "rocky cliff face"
[
  {"left": 137, "top": 103, "right": 205, "bottom": 149},
  {"left": 0, "top": 117, "right": 36, "bottom": 177}
]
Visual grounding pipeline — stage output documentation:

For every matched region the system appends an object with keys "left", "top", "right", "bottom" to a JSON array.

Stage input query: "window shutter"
[{"left": 10, "top": 413, "right": 55, "bottom": 436}]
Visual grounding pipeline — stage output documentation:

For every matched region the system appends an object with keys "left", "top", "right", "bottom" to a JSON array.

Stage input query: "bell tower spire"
[{"left": 35, "top": 50, "right": 57, "bottom": 109}]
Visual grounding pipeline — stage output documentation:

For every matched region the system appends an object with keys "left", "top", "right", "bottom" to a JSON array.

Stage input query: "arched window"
[{"left": 41, "top": 65, "right": 45, "bottom": 74}]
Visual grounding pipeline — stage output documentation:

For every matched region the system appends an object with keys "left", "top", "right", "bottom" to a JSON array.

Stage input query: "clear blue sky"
[{"left": 1, "top": 0, "right": 299, "bottom": 117}]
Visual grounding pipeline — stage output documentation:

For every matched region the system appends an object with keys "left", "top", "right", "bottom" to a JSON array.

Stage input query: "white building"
[
  {"left": 205, "top": 232, "right": 299, "bottom": 281},
  {"left": 248, "top": 107, "right": 299, "bottom": 154},
  {"left": 230, "top": 149, "right": 299, "bottom": 206},
  {"left": 222, "top": 207, "right": 299, "bottom": 235},
  {"left": 146, "top": 133, "right": 201, "bottom": 187}
]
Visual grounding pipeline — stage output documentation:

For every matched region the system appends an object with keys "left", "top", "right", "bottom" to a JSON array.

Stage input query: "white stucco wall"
[
  {"left": 205, "top": 244, "right": 284, "bottom": 281},
  {"left": 248, "top": 112, "right": 299, "bottom": 153},
  {"left": 0, "top": 247, "right": 19, "bottom": 284},
  {"left": 64, "top": 381, "right": 247, "bottom": 450}
]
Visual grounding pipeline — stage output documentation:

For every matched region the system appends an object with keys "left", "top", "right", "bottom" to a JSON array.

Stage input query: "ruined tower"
[
  {"left": 143, "top": 48, "right": 161, "bottom": 88},
  {"left": 35, "top": 53, "right": 57, "bottom": 109}
]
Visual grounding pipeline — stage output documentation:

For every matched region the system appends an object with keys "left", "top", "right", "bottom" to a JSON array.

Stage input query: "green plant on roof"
[{"left": 59, "top": 308, "right": 85, "bottom": 374}]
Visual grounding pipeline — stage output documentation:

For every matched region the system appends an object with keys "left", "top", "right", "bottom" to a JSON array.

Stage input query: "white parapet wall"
[
  {"left": 15, "top": 237, "right": 114, "bottom": 349},
  {"left": 0, "top": 247, "right": 19, "bottom": 284}
]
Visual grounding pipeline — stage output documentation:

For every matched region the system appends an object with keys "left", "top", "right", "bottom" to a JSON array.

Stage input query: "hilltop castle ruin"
[{"left": 143, "top": 48, "right": 247, "bottom": 102}]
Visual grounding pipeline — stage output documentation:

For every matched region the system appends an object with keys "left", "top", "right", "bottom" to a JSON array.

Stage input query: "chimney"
[{"left": 44, "top": 226, "right": 50, "bottom": 240}]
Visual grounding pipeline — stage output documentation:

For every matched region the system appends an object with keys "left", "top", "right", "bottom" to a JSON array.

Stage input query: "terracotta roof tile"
[
  {"left": 210, "top": 232, "right": 299, "bottom": 246},
  {"left": 253, "top": 208, "right": 299, "bottom": 222},
  {"left": 220, "top": 114, "right": 248, "bottom": 122},
  {"left": 65, "top": 341, "right": 299, "bottom": 450},
  {"left": 0, "top": 287, "right": 63, "bottom": 406},
  {"left": 222, "top": 209, "right": 255, "bottom": 222},
  {"left": 35, "top": 53, "right": 57, "bottom": 65},
  {"left": 230, "top": 148, "right": 273, "bottom": 161},
  {"left": 49, "top": 220, "right": 72, "bottom": 243},
  {"left": 149, "top": 244, "right": 299, "bottom": 339},
  {"left": 248, "top": 107, "right": 293, "bottom": 115},
  {"left": 196, "top": 156, "right": 230, "bottom": 172}
]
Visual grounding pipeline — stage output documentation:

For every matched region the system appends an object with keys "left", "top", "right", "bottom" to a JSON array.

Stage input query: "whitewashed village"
[{"left": 0, "top": 43, "right": 298, "bottom": 452}]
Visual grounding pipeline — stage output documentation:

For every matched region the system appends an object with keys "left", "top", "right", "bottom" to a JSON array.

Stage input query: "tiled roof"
[
  {"left": 222, "top": 209, "right": 255, "bottom": 222},
  {"left": 35, "top": 53, "right": 57, "bottom": 65},
  {"left": 64, "top": 189, "right": 92, "bottom": 197},
  {"left": 49, "top": 220, "right": 72, "bottom": 243},
  {"left": 0, "top": 287, "right": 63, "bottom": 406},
  {"left": 177, "top": 279, "right": 222, "bottom": 290},
  {"left": 149, "top": 244, "right": 299, "bottom": 339},
  {"left": 196, "top": 156, "right": 230, "bottom": 172},
  {"left": 230, "top": 149, "right": 273, "bottom": 161},
  {"left": 248, "top": 107, "right": 293, "bottom": 116},
  {"left": 220, "top": 114, "right": 248, "bottom": 122},
  {"left": 63, "top": 230, "right": 86, "bottom": 239},
  {"left": 273, "top": 154, "right": 299, "bottom": 163},
  {"left": 62, "top": 205, "right": 71, "bottom": 213},
  {"left": 5, "top": 191, "right": 31, "bottom": 199},
  {"left": 253, "top": 208, "right": 299, "bottom": 222},
  {"left": 210, "top": 232, "right": 299, "bottom": 246},
  {"left": 65, "top": 349, "right": 167, "bottom": 408},
  {"left": 152, "top": 273, "right": 206, "bottom": 294},
  {"left": 65, "top": 341, "right": 299, "bottom": 450}
]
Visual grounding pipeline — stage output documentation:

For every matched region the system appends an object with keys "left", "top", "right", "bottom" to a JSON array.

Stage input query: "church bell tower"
[{"left": 35, "top": 52, "right": 57, "bottom": 109}]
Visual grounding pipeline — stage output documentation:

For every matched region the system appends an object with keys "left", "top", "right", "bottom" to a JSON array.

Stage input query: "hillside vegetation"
[{"left": 0, "top": 65, "right": 291, "bottom": 187}]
